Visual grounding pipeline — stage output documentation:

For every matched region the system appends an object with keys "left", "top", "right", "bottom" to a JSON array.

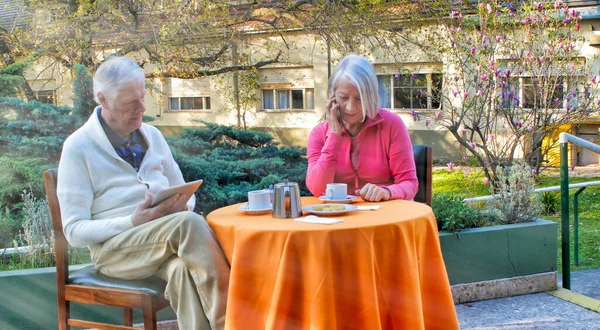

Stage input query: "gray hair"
[
  {"left": 328, "top": 54, "right": 380, "bottom": 120},
  {"left": 93, "top": 56, "right": 145, "bottom": 104}
]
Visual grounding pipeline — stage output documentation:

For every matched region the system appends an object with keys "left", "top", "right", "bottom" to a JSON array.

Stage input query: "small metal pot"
[{"left": 273, "top": 181, "right": 303, "bottom": 218}]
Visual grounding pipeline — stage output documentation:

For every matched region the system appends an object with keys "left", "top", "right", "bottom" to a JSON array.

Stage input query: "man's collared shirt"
[{"left": 97, "top": 108, "right": 148, "bottom": 172}]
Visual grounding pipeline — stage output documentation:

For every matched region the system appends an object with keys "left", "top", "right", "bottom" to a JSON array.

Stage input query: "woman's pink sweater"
[{"left": 306, "top": 109, "right": 418, "bottom": 200}]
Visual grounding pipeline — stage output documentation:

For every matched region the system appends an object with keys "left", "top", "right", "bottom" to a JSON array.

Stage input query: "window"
[
  {"left": 36, "top": 90, "right": 56, "bottom": 105},
  {"left": 169, "top": 97, "right": 211, "bottom": 111},
  {"left": 502, "top": 77, "right": 566, "bottom": 110},
  {"left": 377, "top": 73, "right": 442, "bottom": 110},
  {"left": 259, "top": 67, "right": 315, "bottom": 111},
  {"left": 262, "top": 88, "right": 314, "bottom": 110}
]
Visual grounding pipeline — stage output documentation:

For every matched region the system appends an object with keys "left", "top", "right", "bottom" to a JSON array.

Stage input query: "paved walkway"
[{"left": 457, "top": 269, "right": 600, "bottom": 329}]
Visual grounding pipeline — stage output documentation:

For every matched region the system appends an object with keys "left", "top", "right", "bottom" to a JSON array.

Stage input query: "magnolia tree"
[{"left": 408, "top": 1, "right": 600, "bottom": 183}]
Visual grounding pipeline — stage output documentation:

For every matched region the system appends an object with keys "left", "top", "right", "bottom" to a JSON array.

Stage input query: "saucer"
[
  {"left": 318, "top": 195, "right": 358, "bottom": 204},
  {"left": 238, "top": 204, "right": 272, "bottom": 215}
]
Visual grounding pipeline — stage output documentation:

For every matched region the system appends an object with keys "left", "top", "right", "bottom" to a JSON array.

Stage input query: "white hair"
[
  {"left": 93, "top": 56, "right": 145, "bottom": 105},
  {"left": 328, "top": 54, "right": 380, "bottom": 121}
]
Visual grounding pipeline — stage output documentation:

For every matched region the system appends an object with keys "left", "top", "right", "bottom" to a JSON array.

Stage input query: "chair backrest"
[
  {"left": 413, "top": 145, "right": 432, "bottom": 206},
  {"left": 44, "top": 169, "right": 69, "bottom": 286}
]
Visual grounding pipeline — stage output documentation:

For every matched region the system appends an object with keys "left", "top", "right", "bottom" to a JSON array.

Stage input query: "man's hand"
[
  {"left": 132, "top": 193, "right": 189, "bottom": 226},
  {"left": 355, "top": 184, "right": 391, "bottom": 202}
]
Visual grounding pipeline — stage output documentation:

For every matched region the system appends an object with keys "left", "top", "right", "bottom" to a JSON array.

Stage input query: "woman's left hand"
[{"left": 355, "top": 183, "right": 391, "bottom": 202}]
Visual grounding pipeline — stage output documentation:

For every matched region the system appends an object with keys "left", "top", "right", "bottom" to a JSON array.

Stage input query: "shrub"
[
  {"left": 487, "top": 161, "right": 542, "bottom": 224},
  {"left": 168, "top": 122, "right": 308, "bottom": 215},
  {"left": 2, "top": 190, "right": 90, "bottom": 270},
  {"left": 432, "top": 193, "right": 482, "bottom": 232},
  {"left": 540, "top": 191, "right": 560, "bottom": 215}
]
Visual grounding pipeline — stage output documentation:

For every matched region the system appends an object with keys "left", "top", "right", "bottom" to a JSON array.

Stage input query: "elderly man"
[{"left": 57, "top": 56, "right": 229, "bottom": 330}]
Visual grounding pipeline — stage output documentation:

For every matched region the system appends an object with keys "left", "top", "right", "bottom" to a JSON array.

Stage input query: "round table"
[{"left": 206, "top": 196, "right": 458, "bottom": 330}]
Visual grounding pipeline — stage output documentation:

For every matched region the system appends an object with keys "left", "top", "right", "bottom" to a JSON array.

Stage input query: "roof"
[{"left": 0, "top": 0, "right": 28, "bottom": 32}]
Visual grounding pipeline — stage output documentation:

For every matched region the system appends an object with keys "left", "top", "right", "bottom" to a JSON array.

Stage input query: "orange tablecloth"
[{"left": 206, "top": 197, "right": 459, "bottom": 330}]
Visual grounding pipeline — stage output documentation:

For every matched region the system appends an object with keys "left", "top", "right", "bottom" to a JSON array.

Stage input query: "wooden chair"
[
  {"left": 44, "top": 169, "right": 171, "bottom": 330},
  {"left": 413, "top": 145, "right": 433, "bottom": 206}
]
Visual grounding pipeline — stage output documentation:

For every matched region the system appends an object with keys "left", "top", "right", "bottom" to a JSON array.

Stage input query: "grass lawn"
[{"left": 433, "top": 167, "right": 600, "bottom": 272}]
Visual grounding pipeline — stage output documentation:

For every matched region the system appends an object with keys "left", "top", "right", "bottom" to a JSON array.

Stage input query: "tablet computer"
[{"left": 151, "top": 179, "right": 203, "bottom": 207}]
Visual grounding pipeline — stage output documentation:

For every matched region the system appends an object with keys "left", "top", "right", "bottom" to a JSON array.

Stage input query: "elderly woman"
[{"left": 306, "top": 54, "right": 418, "bottom": 202}]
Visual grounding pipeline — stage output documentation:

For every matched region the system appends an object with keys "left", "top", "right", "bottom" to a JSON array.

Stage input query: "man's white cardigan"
[{"left": 57, "top": 107, "right": 195, "bottom": 248}]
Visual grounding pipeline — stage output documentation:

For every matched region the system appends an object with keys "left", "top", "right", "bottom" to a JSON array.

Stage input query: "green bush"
[
  {"left": 169, "top": 122, "right": 308, "bottom": 215},
  {"left": 432, "top": 193, "right": 482, "bottom": 232},
  {"left": 540, "top": 191, "right": 560, "bottom": 215},
  {"left": 487, "top": 161, "right": 542, "bottom": 224}
]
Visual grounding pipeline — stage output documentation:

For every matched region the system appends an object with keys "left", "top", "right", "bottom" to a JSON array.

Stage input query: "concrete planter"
[
  {"left": 0, "top": 265, "right": 176, "bottom": 330},
  {"left": 439, "top": 218, "right": 558, "bottom": 303}
]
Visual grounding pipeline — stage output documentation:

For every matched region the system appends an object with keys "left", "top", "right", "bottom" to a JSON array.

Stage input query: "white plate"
[
  {"left": 302, "top": 204, "right": 357, "bottom": 216},
  {"left": 238, "top": 204, "right": 272, "bottom": 215},
  {"left": 318, "top": 195, "right": 358, "bottom": 204}
]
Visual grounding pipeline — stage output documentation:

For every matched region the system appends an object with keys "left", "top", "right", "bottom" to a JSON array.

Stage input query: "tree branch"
[{"left": 147, "top": 51, "right": 281, "bottom": 78}]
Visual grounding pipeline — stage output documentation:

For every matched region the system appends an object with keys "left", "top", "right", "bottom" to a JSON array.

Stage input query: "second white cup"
[
  {"left": 326, "top": 183, "right": 347, "bottom": 200},
  {"left": 248, "top": 190, "right": 271, "bottom": 210}
]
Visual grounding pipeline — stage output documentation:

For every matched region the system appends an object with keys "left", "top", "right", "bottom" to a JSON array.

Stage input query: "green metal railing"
[{"left": 559, "top": 132, "right": 600, "bottom": 289}]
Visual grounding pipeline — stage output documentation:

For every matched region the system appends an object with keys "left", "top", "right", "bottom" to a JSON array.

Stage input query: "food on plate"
[{"left": 312, "top": 204, "right": 345, "bottom": 211}]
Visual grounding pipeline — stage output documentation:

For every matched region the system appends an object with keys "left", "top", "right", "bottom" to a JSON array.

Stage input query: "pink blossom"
[
  {"left": 534, "top": 2, "right": 542, "bottom": 10},
  {"left": 476, "top": 65, "right": 482, "bottom": 72},
  {"left": 464, "top": 92, "right": 469, "bottom": 98},
  {"left": 464, "top": 170, "right": 471, "bottom": 178},
  {"left": 469, "top": 142, "right": 476, "bottom": 149},
  {"left": 483, "top": 177, "right": 490, "bottom": 185},
  {"left": 450, "top": 11, "right": 459, "bottom": 19},
  {"left": 461, "top": 129, "right": 467, "bottom": 136},
  {"left": 447, "top": 162, "right": 454, "bottom": 171},
  {"left": 487, "top": 4, "right": 492, "bottom": 14},
  {"left": 554, "top": 1, "right": 560, "bottom": 9},
  {"left": 563, "top": 17, "right": 572, "bottom": 24},
  {"left": 571, "top": 164, "right": 576, "bottom": 171},
  {"left": 576, "top": 23, "right": 581, "bottom": 31},
  {"left": 453, "top": 90, "right": 459, "bottom": 97},
  {"left": 480, "top": 74, "right": 488, "bottom": 81},
  {"left": 425, "top": 119, "right": 431, "bottom": 127},
  {"left": 531, "top": 168, "right": 537, "bottom": 176},
  {"left": 463, "top": 155, "right": 469, "bottom": 163},
  {"left": 470, "top": 47, "right": 476, "bottom": 55},
  {"left": 476, "top": 89, "right": 484, "bottom": 97},
  {"left": 592, "top": 76, "right": 597, "bottom": 84},
  {"left": 435, "top": 111, "right": 441, "bottom": 119}
]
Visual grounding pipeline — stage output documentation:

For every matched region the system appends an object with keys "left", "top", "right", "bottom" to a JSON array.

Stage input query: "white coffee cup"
[
  {"left": 248, "top": 190, "right": 271, "bottom": 210},
  {"left": 326, "top": 183, "right": 347, "bottom": 200}
]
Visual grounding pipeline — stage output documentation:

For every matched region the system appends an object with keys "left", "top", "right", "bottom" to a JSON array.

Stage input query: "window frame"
[
  {"left": 36, "top": 90, "right": 56, "bottom": 105},
  {"left": 261, "top": 87, "right": 315, "bottom": 111},
  {"left": 167, "top": 96, "right": 211, "bottom": 112},
  {"left": 502, "top": 76, "right": 571, "bottom": 111},
  {"left": 377, "top": 73, "right": 443, "bottom": 111}
]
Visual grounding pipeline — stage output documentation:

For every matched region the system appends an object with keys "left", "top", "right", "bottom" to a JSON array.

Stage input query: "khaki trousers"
[{"left": 89, "top": 211, "right": 230, "bottom": 330}]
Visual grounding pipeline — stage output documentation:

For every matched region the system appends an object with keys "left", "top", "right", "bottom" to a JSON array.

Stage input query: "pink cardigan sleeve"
[
  {"left": 306, "top": 124, "right": 343, "bottom": 197},
  {"left": 384, "top": 118, "right": 419, "bottom": 200}
]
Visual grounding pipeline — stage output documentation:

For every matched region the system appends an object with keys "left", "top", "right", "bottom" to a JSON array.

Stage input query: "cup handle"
[{"left": 326, "top": 188, "right": 333, "bottom": 199}]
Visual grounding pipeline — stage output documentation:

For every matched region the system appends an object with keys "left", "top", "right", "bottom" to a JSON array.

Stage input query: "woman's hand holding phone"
[{"left": 326, "top": 94, "right": 343, "bottom": 135}]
